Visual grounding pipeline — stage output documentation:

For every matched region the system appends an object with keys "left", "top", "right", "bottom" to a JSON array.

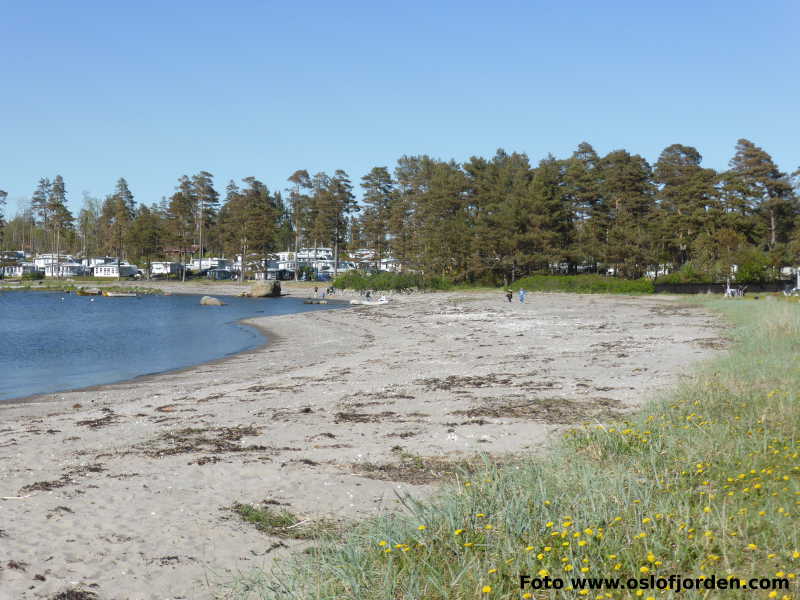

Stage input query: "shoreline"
[
  {"left": 0, "top": 290, "right": 350, "bottom": 407},
  {"left": 0, "top": 290, "right": 725, "bottom": 599}
]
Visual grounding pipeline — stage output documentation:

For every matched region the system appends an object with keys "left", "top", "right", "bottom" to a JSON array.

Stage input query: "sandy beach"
[{"left": 0, "top": 287, "right": 724, "bottom": 599}]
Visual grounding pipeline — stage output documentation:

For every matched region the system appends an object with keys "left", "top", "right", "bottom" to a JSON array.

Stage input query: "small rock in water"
[{"left": 200, "top": 295, "right": 225, "bottom": 306}]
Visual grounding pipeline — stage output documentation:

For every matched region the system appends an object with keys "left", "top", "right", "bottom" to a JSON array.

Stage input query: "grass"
[
  {"left": 232, "top": 502, "right": 338, "bottom": 540},
  {"left": 511, "top": 274, "right": 655, "bottom": 295},
  {"left": 223, "top": 297, "right": 800, "bottom": 599}
]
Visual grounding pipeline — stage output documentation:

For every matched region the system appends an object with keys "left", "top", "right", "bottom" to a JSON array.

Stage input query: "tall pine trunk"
[{"left": 770, "top": 209, "right": 777, "bottom": 248}]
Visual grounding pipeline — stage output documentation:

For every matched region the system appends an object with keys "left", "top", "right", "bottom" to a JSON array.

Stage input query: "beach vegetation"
[
  {"left": 333, "top": 271, "right": 453, "bottom": 292},
  {"left": 510, "top": 274, "right": 654, "bottom": 294},
  {"left": 224, "top": 299, "right": 800, "bottom": 599},
  {"left": 231, "top": 502, "right": 337, "bottom": 540}
]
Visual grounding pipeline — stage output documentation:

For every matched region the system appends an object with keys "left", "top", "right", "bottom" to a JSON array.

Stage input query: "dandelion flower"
[{"left": 482, "top": 585, "right": 492, "bottom": 593}]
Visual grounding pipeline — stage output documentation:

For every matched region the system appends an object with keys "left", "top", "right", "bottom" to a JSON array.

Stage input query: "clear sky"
[{"left": 1, "top": 0, "right": 798, "bottom": 215}]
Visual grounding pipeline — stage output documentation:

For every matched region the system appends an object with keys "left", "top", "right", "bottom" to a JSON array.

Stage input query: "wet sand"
[{"left": 0, "top": 287, "right": 724, "bottom": 599}]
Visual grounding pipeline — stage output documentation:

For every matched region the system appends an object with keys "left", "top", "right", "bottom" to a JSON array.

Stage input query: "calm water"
[{"left": 0, "top": 291, "right": 343, "bottom": 402}]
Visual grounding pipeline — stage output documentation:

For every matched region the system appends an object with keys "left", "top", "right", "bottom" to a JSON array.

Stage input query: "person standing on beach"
[
  {"left": 314, "top": 286, "right": 318, "bottom": 299},
  {"left": 505, "top": 289, "right": 513, "bottom": 303},
  {"left": 519, "top": 288, "right": 526, "bottom": 303}
]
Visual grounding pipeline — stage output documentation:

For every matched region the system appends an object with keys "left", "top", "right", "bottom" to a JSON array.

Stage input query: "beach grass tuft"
[
  {"left": 231, "top": 502, "right": 337, "bottom": 540},
  {"left": 224, "top": 298, "right": 800, "bottom": 599}
]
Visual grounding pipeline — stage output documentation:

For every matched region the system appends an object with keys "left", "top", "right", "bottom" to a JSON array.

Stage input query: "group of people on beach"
[
  {"left": 505, "top": 288, "right": 526, "bottom": 303},
  {"left": 313, "top": 286, "right": 336, "bottom": 299}
]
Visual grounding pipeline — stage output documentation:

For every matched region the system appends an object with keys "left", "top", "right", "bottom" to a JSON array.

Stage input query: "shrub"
[
  {"left": 333, "top": 271, "right": 453, "bottom": 292},
  {"left": 734, "top": 247, "right": 776, "bottom": 283},
  {"left": 656, "top": 263, "right": 713, "bottom": 284},
  {"left": 510, "top": 274, "right": 654, "bottom": 294}
]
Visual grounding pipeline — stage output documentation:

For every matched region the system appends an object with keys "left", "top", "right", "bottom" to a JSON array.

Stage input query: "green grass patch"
[
  {"left": 232, "top": 502, "right": 337, "bottom": 540},
  {"left": 511, "top": 274, "right": 654, "bottom": 294},
  {"left": 223, "top": 298, "right": 800, "bottom": 599}
]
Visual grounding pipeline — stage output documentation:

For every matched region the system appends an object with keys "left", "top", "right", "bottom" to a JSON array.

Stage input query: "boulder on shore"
[
  {"left": 248, "top": 281, "right": 270, "bottom": 297},
  {"left": 200, "top": 295, "right": 224, "bottom": 306},
  {"left": 247, "top": 281, "right": 282, "bottom": 297}
]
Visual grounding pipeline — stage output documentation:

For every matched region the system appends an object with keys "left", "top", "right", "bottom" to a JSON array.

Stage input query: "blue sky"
[{"left": 1, "top": 0, "right": 798, "bottom": 215}]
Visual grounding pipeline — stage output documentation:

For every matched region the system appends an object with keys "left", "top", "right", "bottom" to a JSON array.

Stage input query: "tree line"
[{"left": 2, "top": 138, "right": 798, "bottom": 282}]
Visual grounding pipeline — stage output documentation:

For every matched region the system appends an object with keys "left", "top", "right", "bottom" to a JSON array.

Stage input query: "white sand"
[{"left": 0, "top": 288, "right": 723, "bottom": 599}]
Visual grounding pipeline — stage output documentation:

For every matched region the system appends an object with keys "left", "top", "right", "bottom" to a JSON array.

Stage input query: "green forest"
[{"left": 1, "top": 138, "right": 798, "bottom": 284}]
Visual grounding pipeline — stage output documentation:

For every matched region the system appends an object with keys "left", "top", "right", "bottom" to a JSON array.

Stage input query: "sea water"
[{"left": 0, "top": 291, "right": 342, "bottom": 402}]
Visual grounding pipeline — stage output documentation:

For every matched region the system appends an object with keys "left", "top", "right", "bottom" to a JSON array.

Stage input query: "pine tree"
[
  {"left": 328, "top": 170, "right": 357, "bottom": 274},
  {"left": 272, "top": 191, "right": 295, "bottom": 252},
  {"left": 563, "top": 142, "right": 603, "bottom": 270},
  {"left": 724, "top": 139, "right": 795, "bottom": 250},
  {"left": 287, "top": 170, "right": 312, "bottom": 254},
  {"left": 465, "top": 149, "right": 536, "bottom": 282},
  {"left": 49, "top": 175, "right": 74, "bottom": 268},
  {"left": 127, "top": 204, "right": 163, "bottom": 274},
  {"left": 31, "top": 178, "right": 52, "bottom": 253},
  {"left": 360, "top": 167, "right": 395, "bottom": 270},
  {"left": 99, "top": 178, "right": 135, "bottom": 264},
  {"left": 530, "top": 155, "right": 573, "bottom": 270},
  {"left": 221, "top": 178, "right": 277, "bottom": 280},
  {"left": 598, "top": 150, "right": 656, "bottom": 278},
  {"left": 219, "top": 181, "right": 247, "bottom": 281},
  {"left": 309, "top": 171, "right": 333, "bottom": 250},
  {"left": 166, "top": 176, "right": 196, "bottom": 280},
  {"left": 0, "top": 189, "right": 7, "bottom": 245},
  {"left": 414, "top": 160, "right": 470, "bottom": 278},
  {"left": 652, "top": 144, "right": 720, "bottom": 268},
  {"left": 191, "top": 171, "right": 219, "bottom": 259}
]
